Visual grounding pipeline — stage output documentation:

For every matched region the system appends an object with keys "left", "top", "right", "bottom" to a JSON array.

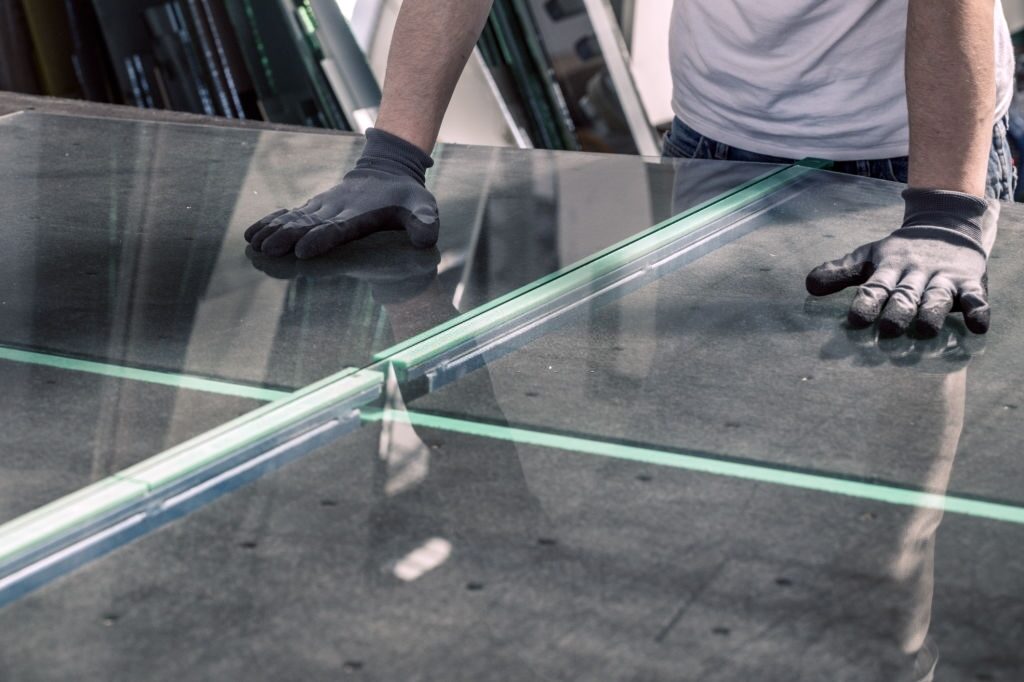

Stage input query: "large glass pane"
[
  {"left": 410, "top": 169, "right": 1024, "bottom": 506},
  {"left": 0, "top": 419, "right": 1019, "bottom": 680},
  {"left": 0, "top": 110, "right": 775, "bottom": 524}
]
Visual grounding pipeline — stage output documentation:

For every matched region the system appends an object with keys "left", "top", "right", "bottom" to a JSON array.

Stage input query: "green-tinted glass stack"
[
  {"left": 478, "top": 0, "right": 579, "bottom": 150},
  {"left": 0, "top": 0, "right": 641, "bottom": 151},
  {"left": 0, "top": 0, "right": 351, "bottom": 129}
]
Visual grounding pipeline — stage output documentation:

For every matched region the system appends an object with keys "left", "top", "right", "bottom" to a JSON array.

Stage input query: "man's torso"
[{"left": 669, "top": 0, "right": 1015, "bottom": 160}]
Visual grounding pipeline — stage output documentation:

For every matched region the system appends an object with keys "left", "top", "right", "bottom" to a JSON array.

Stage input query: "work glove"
[
  {"left": 245, "top": 128, "right": 439, "bottom": 259},
  {"left": 805, "top": 189, "right": 996, "bottom": 337}
]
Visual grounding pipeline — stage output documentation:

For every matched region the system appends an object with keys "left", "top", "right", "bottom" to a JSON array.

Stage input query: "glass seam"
[
  {"left": 0, "top": 345, "right": 290, "bottom": 402},
  {"left": 372, "top": 163, "right": 795, "bottom": 362},
  {"left": 382, "top": 163, "right": 821, "bottom": 371},
  {"left": 0, "top": 368, "right": 382, "bottom": 565},
  {"left": 362, "top": 409, "right": 1024, "bottom": 526},
  {"left": 0, "top": 155, "right": 824, "bottom": 587}
]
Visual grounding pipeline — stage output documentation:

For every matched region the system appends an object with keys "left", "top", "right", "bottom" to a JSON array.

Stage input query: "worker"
[{"left": 244, "top": 1, "right": 1015, "bottom": 337}]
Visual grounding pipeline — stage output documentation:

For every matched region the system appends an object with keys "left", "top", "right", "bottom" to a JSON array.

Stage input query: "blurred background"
[
  {"left": 3, "top": 0, "right": 1024, "bottom": 180},
  {"left": 0, "top": 0, "right": 677, "bottom": 156}
]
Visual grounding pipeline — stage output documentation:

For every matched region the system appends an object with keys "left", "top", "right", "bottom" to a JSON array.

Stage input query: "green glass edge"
[
  {"left": 363, "top": 409, "right": 1024, "bottom": 526},
  {"left": 372, "top": 163, "right": 793, "bottom": 363},
  {"left": 0, "top": 368, "right": 383, "bottom": 567},
  {"left": 114, "top": 365, "right": 356, "bottom": 477},
  {"left": 0, "top": 156, "right": 830, "bottom": 573},
  {"left": 114, "top": 368, "right": 384, "bottom": 489},
  {"left": 0, "top": 478, "right": 149, "bottom": 564},
  {"left": 0, "top": 346, "right": 291, "bottom": 402},
  {"left": 385, "top": 163, "right": 817, "bottom": 371}
]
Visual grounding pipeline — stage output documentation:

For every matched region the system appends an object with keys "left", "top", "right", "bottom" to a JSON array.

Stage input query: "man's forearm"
[
  {"left": 374, "top": 0, "right": 494, "bottom": 153},
  {"left": 906, "top": 0, "right": 995, "bottom": 197}
]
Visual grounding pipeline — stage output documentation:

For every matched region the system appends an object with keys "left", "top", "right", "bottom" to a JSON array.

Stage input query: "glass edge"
[{"left": 384, "top": 163, "right": 816, "bottom": 370}]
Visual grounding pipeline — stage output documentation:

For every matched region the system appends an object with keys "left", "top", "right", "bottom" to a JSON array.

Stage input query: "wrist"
[
  {"left": 353, "top": 127, "right": 434, "bottom": 186},
  {"left": 900, "top": 188, "right": 989, "bottom": 254}
]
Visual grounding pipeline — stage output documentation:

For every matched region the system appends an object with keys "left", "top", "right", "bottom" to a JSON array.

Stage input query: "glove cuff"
[
  {"left": 354, "top": 128, "right": 434, "bottom": 186},
  {"left": 900, "top": 188, "right": 988, "bottom": 250}
]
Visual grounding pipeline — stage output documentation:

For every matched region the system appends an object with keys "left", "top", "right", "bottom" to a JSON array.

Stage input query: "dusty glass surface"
[
  {"left": 413, "top": 170, "right": 1024, "bottom": 507},
  {"left": 0, "top": 420, "right": 1019, "bottom": 681}
]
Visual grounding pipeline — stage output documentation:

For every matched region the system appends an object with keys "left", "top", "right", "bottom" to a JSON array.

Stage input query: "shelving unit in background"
[
  {"left": 0, "top": 0, "right": 354, "bottom": 129},
  {"left": 0, "top": 0, "right": 663, "bottom": 154}
]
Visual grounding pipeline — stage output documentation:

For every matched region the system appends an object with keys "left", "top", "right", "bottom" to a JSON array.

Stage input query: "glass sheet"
[
  {"left": 0, "top": 361, "right": 262, "bottom": 525},
  {"left": 1, "top": 421, "right": 1020, "bottom": 680},
  {"left": 0, "top": 110, "right": 776, "bottom": 391},
  {"left": 411, "top": 170, "right": 1024, "bottom": 507},
  {"left": 0, "top": 109, "right": 777, "bottom": 538}
]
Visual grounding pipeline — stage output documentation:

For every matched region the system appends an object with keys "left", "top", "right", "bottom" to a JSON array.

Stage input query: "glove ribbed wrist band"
[
  {"left": 900, "top": 188, "right": 988, "bottom": 255},
  {"left": 353, "top": 127, "right": 434, "bottom": 186}
]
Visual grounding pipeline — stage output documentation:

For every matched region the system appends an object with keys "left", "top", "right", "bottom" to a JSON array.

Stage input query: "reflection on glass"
[
  {"left": 0, "top": 110, "right": 772, "bottom": 534},
  {"left": 412, "top": 170, "right": 1024, "bottom": 508},
  {"left": 2, "top": 320, "right": 1018, "bottom": 679},
  {"left": 0, "top": 111, "right": 770, "bottom": 389},
  {"left": 391, "top": 537, "right": 452, "bottom": 582},
  {"left": 379, "top": 366, "right": 433, "bottom": 496},
  {"left": 388, "top": 168, "right": 1024, "bottom": 679},
  {"left": 0, "top": 361, "right": 263, "bottom": 525},
  {"left": 5, "top": 105, "right": 1020, "bottom": 680}
]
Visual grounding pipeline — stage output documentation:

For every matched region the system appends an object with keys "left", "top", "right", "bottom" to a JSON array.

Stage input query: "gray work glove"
[
  {"left": 245, "top": 128, "right": 439, "bottom": 259},
  {"left": 806, "top": 189, "right": 995, "bottom": 337}
]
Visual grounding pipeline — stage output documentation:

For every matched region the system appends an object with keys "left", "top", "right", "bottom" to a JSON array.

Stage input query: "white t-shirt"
[{"left": 670, "top": 1, "right": 1016, "bottom": 160}]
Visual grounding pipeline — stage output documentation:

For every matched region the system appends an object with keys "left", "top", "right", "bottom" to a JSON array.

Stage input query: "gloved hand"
[
  {"left": 806, "top": 188, "right": 996, "bottom": 337},
  {"left": 245, "top": 127, "right": 439, "bottom": 259}
]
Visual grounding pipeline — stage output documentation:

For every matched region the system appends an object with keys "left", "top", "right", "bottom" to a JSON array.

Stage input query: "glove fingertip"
[
  {"left": 260, "top": 238, "right": 292, "bottom": 258},
  {"left": 958, "top": 286, "right": 990, "bottom": 334},
  {"left": 805, "top": 267, "right": 834, "bottom": 296},
  {"left": 846, "top": 308, "right": 874, "bottom": 329},
  {"left": 244, "top": 221, "right": 270, "bottom": 243},
  {"left": 964, "top": 308, "right": 991, "bottom": 334},
  {"left": 245, "top": 209, "right": 288, "bottom": 242},
  {"left": 914, "top": 310, "right": 945, "bottom": 338},
  {"left": 847, "top": 292, "right": 884, "bottom": 328},
  {"left": 805, "top": 260, "right": 874, "bottom": 297},
  {"left": 294, "top": 238, "right": 326, "bottom": 260},
  {"left": 878, "top": 316, "right": 909, "bottom": 338},
  {"left": 294, "top": 225, "right": 337, "bottom": 260}
]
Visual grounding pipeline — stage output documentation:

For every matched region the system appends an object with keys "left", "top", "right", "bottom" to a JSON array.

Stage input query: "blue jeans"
[{"left": 662, "top": 117, "right": 1018, "bottom": 201}]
